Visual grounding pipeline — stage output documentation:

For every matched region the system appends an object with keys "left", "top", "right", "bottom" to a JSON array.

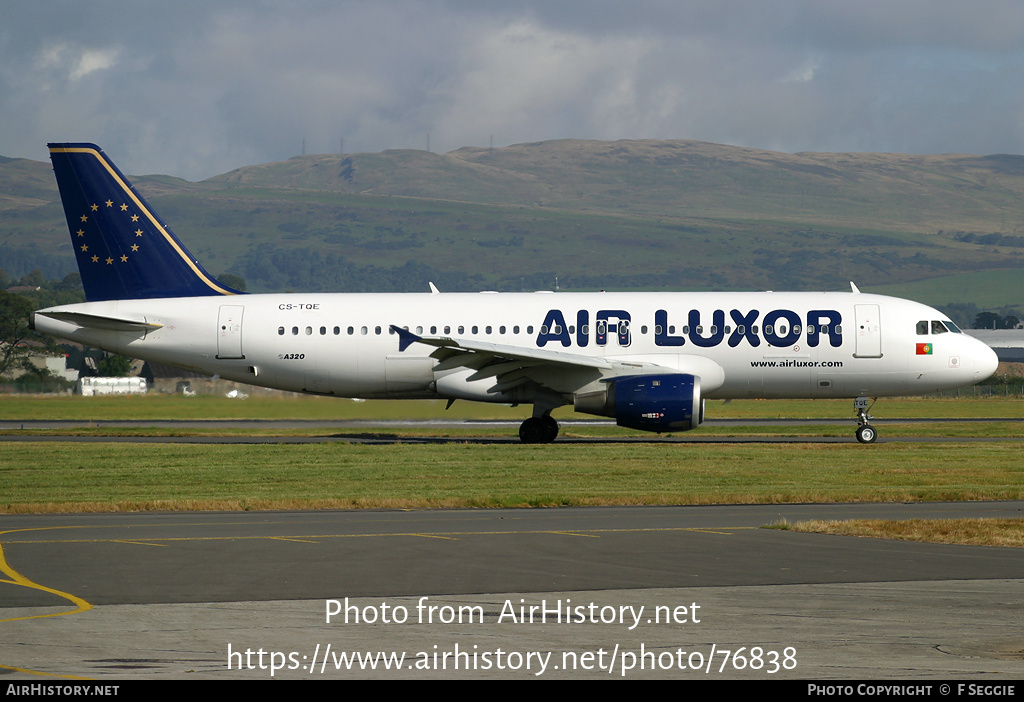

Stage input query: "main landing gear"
[
  {"left": 519, "top": 414, "right": 560, "bottom": 444},
  {"left": 854, "top": 397, "right": 877, "bottom": 443}
]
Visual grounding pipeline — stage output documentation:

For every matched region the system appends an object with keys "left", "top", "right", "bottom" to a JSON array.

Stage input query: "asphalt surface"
[
  {"left": 2, "top": 416, "right": 1022, "bottom": 447},
  {"left": 2, "top": 502, "right": 1023, "bottom": 680}
]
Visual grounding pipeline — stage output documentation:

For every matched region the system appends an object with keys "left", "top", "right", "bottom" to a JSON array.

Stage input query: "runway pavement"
[
  {"left": 2, "top": 502, "right": 1022, "bottom": 680},
  {"left": 1, "top": 416, "right": 1021, "bottom": 446}
]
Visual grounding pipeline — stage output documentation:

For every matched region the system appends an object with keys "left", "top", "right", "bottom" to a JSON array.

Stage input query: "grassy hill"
[{"left": 3, "top": 139, "right": 1024, "bottom": 309}]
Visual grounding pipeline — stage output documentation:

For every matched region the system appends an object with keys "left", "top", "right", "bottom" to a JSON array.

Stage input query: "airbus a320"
[{"left": 32, "top": 143, "right": 999, "bottom": 443}]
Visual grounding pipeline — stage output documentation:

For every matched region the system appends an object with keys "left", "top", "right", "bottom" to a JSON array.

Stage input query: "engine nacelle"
[{"left": 574, "top": 373, "right": 704, "bottom": 433}]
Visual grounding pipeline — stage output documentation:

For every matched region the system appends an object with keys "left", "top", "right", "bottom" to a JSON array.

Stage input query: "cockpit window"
[
  {"left": 943, "top": 320, "right": 962, "bottom": 333},
  {"left": 931, "top": 320, "right": 949, "bottom": 335},
  {"left": 916, "top": 321, "right": 928, "bottom": 335}
]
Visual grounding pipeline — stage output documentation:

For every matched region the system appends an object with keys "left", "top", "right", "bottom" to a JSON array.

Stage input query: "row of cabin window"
[
  {"left": 278, "top": 324, "right": 534, "bottom": 336},
  {"left": 645, "top": 324, "right": 841, "bottom": 336},
  {"left": 277, "top": 323, "right": 843, "bottom": 336}
]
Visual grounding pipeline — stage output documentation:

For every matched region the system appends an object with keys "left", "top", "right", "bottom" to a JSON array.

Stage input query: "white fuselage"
[{"left": 34, "top": 290, "right": 998, "bottom": 404}]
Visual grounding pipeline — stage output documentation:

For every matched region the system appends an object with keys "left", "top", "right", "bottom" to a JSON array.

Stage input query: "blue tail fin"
[{"left": 48, "top": 143, "right": 243, "bottom": 301}]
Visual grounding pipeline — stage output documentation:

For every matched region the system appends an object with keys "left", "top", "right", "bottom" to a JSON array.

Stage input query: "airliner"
[{"left": 32, "top": 143, "right": 999, "bottom": 443}]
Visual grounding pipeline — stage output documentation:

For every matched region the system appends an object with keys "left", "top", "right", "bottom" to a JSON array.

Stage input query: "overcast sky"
[{"left": 4, "top": 0, "right": 1024, "bottom": 180}]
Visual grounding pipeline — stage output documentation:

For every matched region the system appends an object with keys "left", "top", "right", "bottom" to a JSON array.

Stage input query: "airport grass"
[
  {"left": 1, "top": 441, "right": 1022, "bottom": 514},
  {"left": 1, "top": 394, "right": 1021, "bottom": 515},
  {"left": 771, "top": 519, "right": 1024, "bottom": 548}
]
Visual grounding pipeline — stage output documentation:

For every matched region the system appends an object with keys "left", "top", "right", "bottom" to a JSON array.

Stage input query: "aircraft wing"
[
  {"left": 392, "top": 325, "right": 614, "bottom": 371},
  {"left": 389, "top": 325, "right": 715, "bottom": 400}
]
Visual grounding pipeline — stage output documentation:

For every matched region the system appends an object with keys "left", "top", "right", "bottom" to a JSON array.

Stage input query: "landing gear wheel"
[
  {"left": 519, "top": 417, "right": 546, "bottom": 444},
  {"left": 856, "top": 424, "right": 877, "bottom": 444},
  {"left": 853, "top": 397, "right": 878, "bottom": 444},
  {"left": 519, "top": 416, "right": 559, "bottom": 444},
  {"left": 541, "top": 415, "right": 559, "bottom": 442}
]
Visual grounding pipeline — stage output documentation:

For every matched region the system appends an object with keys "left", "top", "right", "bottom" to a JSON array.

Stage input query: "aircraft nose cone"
[
  {"left": 975, "top": 341, "right": 999, "bottom": 381},
  {"left": 966, "top": 341, "right": 999, "bottom": 384}
]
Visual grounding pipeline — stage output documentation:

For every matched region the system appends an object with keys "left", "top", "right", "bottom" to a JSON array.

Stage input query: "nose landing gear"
[{"left": 854, "top": 397, "right": 877, "bottom": 443}]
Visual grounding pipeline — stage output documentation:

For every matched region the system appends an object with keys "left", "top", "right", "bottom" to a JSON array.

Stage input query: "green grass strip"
[{"left": 2, "top": 441, "right": 1021, "bottom": 513}]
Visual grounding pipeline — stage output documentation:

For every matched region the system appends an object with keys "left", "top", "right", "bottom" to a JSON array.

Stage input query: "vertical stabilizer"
[{"left": 48, "top": 143, "right": 242, "bottom": 301}]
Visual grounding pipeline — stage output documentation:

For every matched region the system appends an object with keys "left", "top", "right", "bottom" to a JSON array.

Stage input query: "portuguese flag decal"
[{"left": 916, "top": 342, "right": 933, "bottom": 355}]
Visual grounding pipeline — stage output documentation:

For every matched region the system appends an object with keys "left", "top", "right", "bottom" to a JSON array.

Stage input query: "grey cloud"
[{"left": 2, "top": 1, "right": 1024, "bottom": 179}]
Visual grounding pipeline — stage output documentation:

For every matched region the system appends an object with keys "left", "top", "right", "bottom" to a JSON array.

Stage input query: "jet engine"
[{"left": 574, "top": 373, "right": 704, "bottom": 432}]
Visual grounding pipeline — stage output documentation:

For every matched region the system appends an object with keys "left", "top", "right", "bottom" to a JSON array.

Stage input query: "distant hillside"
[
  {"left": 3, "top": 139, "right": 1024, "bottom": 308},
  {"left": 209, "top": 139, "right": 1024, "bottom": 233},
  {"left": 0, "top": 155, "right": 73, "bottom": 280}
]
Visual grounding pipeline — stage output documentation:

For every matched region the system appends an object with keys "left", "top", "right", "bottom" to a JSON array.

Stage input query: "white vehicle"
[
  {"left": 78, "top": 376, "right": 147, "bottom": 396},
  {"left": 33, "top": 144, "right": 998, "bottom": 443}
]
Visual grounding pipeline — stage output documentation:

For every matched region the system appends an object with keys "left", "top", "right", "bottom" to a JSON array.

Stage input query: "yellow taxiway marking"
[
  {"left": 548, "top": 531, "right": 601, "bottom": 538},
  {"left": 0, "top": 528, "right": 93, "bottom": 622},
  {"left": 0, "top": 527, "right": 96, "bottom": 679},
  {"left": 268, "top": 536, "right": 320, "bottom": 543},
  {"left": 111, "top": 539, "right": 168, "bottom": 547},
  {"left": 1, "top": 526, "right": 755, "bottom": 546}
]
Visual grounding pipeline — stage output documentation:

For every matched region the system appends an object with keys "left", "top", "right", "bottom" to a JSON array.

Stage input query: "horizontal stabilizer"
[{"left": 34, "top": 310, "right": 162, "bottom": 332}]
